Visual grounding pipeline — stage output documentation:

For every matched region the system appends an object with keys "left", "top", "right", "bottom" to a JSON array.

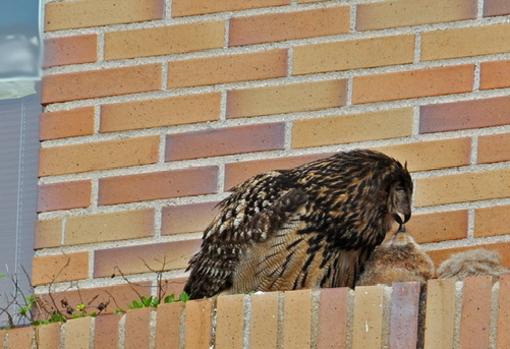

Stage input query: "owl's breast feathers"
[{"left": 184, "top": 150, "right": 411, "bottom": 299}]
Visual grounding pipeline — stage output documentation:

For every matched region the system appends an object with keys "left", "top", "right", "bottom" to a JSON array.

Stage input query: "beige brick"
[
  {"left": 168, "top": 49, "right": 287, "bottom": 88},
  {"left": 250, "top": 292, "right": 279, "bottom": 349},
  {"left": 415, "top": 168, "right": 510, "bottom": 207},
  {"left": 357, "top": 0, "right": 476, "bottom": 30},
  {"left": 227, "top": 80, "right": 346, "bottom": 118},
  {"left": 422, "top": 23, "right": 510, "bottom": 60},
  {"left": 32, "top": 252, "right": 89, "bottom": 285},
  {"left": 35, "top": 219, "right": 62, "bottom": 249},
  {"left": 105, "top": 21, "right": 225, "bottom": 60},
  {"left": 497, "top": 275, "right": 510, "bottom": 348},
  {"left": 423, "top": 279, "right": 456, "bottom": 349},
  {"left": 184, "top": 299, "right": 213, "bottom": 349},
  {"left": 172, "top": 0, "right": 289, "bottom": 17},
  {"left": 162, "top": 202, "right": 219, "bottom": 235},
  {"left": 475, "top": 205, "right": 510, "bottom": 237},
  {"left": 101, "top": 93, "right": 221, "bottom": 132},
  {"left": 125, "top": 308, "right": 151, "bottom": 349},
  {"left": 229, "top": 7, "right": 349, "bottom": 46},
  {"left": 37, "top": 323, "right": 61, "bottom": 349},
  {"left": 283, "top": 289, "right": 312, "bottom": 349},
  {"left": 39, "top": 136, "right": 159, "bottom": 176},
  {"left": 156, "top": 303, "right": 183, "bottom": 349},
  {"left": 215, "top": 295, "right": 245, "bottom": 349},
  {"left": 292, "top": 108, "right": 413, "bottom": 148},
  {"left": 65, "top": 209, "right": 154, "bottom": 245},
  {"left": 352, "top": 286, "right": 385, "bottom": 349},
  {"left": 353, "top": 65, "right": 474, "bottom": 104},
  {"left": 63, "top": 317, "right": 92, "bottom": 349},
  {"left": 478, "top": 133, "right": 510, "bottom": 164},
  {"left": 480, "top": 60, "right": 510, "bottom": 90},
  {"left": 294, "top": 35, "right": 415, "bottom": 75},
  {"left": 45, "top": 0, "right": 164, "bottom": 31},
  {"left": 44, "top": 35, "right": 97, "bottom": 67},
  {"left": 7, "top": 327, "right": 35, "bottom": 349},
  {"left": 40, "top": 107, "right": 95, "bottom": 141},
  {"left": 408, "top": 210, "right": 468, "bottom": 243},
  {"left": 42, "top": 64, "right": 162, "bottom": 104}
]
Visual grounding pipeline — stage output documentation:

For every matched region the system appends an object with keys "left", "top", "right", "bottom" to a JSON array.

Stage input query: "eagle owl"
[{"left": 184, "top": 149, "right": 413, "bottom": 299}]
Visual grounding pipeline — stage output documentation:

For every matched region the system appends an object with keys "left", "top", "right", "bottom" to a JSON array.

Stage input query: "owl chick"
[
  {"left": 356, "top": 230, "right": 435, "bottom": 286},
  {"left": 438, "top": 249, "right": 509, "bottom": 281},
  {"left": 184, "top": 149, "right": 413, "bottom": 299}
]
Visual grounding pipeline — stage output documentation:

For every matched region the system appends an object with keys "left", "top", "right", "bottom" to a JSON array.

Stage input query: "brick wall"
[
  {"left": 38, "top": 0, "right": 510, "bottom": 306},
  {"left": 2, "top": 279, "right": 509, "bottom": 348}
]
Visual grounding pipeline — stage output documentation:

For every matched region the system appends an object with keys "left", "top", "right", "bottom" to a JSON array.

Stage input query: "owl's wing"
[{"left": 184, "top": 171, "right": 308, "bottom": 298}]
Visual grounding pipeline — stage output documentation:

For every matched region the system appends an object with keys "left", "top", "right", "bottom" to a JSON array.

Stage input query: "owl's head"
[{"left": 386, "top": 160, "right": 413, "bottom": 232}]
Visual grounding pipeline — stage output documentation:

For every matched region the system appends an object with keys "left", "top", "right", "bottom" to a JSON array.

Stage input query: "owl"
[
  {"left": 438, "top": 249, "right": 509, "bottom": 281},
  {"left": 184, "top": 149, "right": 413, "bottom": 299}
]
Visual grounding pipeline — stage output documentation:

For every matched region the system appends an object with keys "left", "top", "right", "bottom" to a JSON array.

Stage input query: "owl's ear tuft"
[{"left": 404, "top": 161, "right": 408, "bottom": 170}]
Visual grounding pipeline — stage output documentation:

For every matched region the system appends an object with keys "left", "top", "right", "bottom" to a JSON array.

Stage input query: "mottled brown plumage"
[
  {"left": 184, "top": 149, "right": 413, "bottom": 299},
  {"left": 438, "top": 249, "right": 509, "bottom": 281}
]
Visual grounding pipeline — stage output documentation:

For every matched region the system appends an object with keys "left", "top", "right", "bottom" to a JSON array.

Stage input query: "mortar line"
[
  {"left": 349, "top": 3, "right": 357, "bottom": 33},
  {"left": 477, "top": 0, "right": 485, "bottom": 19},
  {"left": 473, "top": 62, "right": 481, "bottom": 91},
  {"left": 467, "top": 208, "right": 476, "bottom": 239},
  {"left": 165, "top": 0, "right": 172, "bottom": 19},
  {"left": 414, "top": 33, "right": 421, "bottom": 63}
]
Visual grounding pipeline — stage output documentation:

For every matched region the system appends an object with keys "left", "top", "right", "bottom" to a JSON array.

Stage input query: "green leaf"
[
  {"left": 179, "top": 292, "right": 190, "bottom": 303},
  {"left": 114, "top": 308, "right": 126, "bottom": 315},
  {"left": 128, "top": 300, "right": 144, "bottom": 309},
  {"left": 76, "top": 303, "right": 86, "bottom": 312},
  {"left": 163, "top": 294, "right": 175, "bottom": 304}
]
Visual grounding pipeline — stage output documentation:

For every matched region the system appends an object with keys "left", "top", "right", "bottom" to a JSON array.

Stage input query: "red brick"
[
  {"left": 94, "top": 314, "right": 121, "bottom": 349},
  {"left": 105, "top": 21, "right": 225, "bottom": 60},
  {"left": 459, "top": 276, "right": 492, "bottom": 349},
  {"left": 32, "top": 252, "right": 89, "bottom": 285},
  {"left": 45, "top": 0, "right": 164, "bottom": 31},
  {"left": 428, "top": 242, "right": 510, "bottom": 268},
  {"left": 497, "top": 274, "right": 510, "bottom": 348},
  {"left": 100, "top": 93, "right": 221, "bottom": 133},
  {"left": 423, "top": 279, "right": 456, "bottom": 348},
  {"left": 475, "top": 205, "right": 510, "bottom": 237},
  {"left": 125, "top": 308, "right": 151, "bottom": 349},
  {"left": 40, "top": 107, "right": 95, "bottom": 141},
  {"left": 7, "top": 327, "right": 35, "bottom": 349},
  {"left": 42, "top": 64, "right": 162, "bottom": 104},
  {"left": 229, "top": 7, "right": 349, "bottom": 46},
  {"left": 389, "top": 282, "right": 421, "bottom": 349},
  {"left": 420, "top": 96, "right": 510, "bottom": 133},
  {"left": 39, "top": 136, "right": 159, "bottom": 176},
  {"left": 225, "top": 154, "right": 329, "bottom": 188},
  {"left": 38, "top": 181, "right": 91, "bottom": 212},
  {"left": 215, "top": 295, "right": 245, "bottom": 349},
  {"left": 408, "top": 210, "right": 468, "bottom": 243},
  {"left": 250, "top": 292, "right": 279, "bottom": 349},
  {"left": 94, "top": 240, "right": 200, "bottom": 277},
  {"left": 37, "top": 323, "right": 61, "bottom": 349},
  {"left": 317, "top": 288, "right": 349, "bottom": 349},
  {"left": 98, "top": 167, "right": 217, "bottom": 205},
  {"left": 156, "top": 303, "right": 183, "bottom": 349},
  {"left": 227, "top": 80, "right": 347, "bottom": 118},
  {"left": 484, "top": 0, "right": 510, "bottom": 16},
  {"left": 184, "top": 299, "right": 213, "bottom": 349},
  {"left": 478, "top": 133, "right": 510, "bottom": 164},
  {"left": 44, "top": 35, "right": 97, "bottom": 67},
  {"left": 353, "top": 65, "right": 474, "bottom": 104},
  {"left": 480, "top": 60, "right": 510, "bottom": 90},
  {"left": 162, "top": 201, "right": 219, "bottom": 235},
  {"left": 172, "top": 0, "right": 289, "bottom": 17},
  {"left": 165, "top": 123, "right": 285, "bottom": 161},
  {"left": 283, "top": 289, "right": 312, "bottom": 348}
]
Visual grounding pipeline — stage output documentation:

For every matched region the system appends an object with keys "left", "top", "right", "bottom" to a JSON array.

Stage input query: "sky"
[{"left": 0, "top": 0, "right": 40, "bottom": 36}]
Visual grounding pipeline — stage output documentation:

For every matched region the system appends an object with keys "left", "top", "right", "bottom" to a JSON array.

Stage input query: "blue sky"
[{"left": 0, "top": 0, "right": 40, "bottom": 35}]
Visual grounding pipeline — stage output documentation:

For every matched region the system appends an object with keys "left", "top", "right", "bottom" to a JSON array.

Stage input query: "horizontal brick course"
[
  {"left": 415, "top": 168, "right": 510, "bottom": 207},
  {"left": 101, "top": 93, "right": 220, "bottom": 133},
  {"left": 65, "top": 209, "right": 154, "bottom": 245},
  {"left": 94, "top": 240, "right": 200, "bottom": 277},
  {"left": 32, "top": 252, "right": 89, "bottom": 285},
  {"left": 484, "top": 0, "right": 510, "bottom": 16},
  {"left": 44, "top": 35, "right": 97, "bottom": 68},
  {"left": 171, "top": 0, "right": 289, "bottom": 17},
  {"left": 293, "top": 35, "right": 415, "bottom": 75},
  {"left": 40, "top": 107, "right": 95, "bottom": 141},
  {"left": 42, "top": 65, "right": 162, "bottom": 104},
  {"left": 38, "top": 181, "right": 91, "bottom": 212},
  {"left": 420, "top": 96, "right": 510, "bottom": 133},
  {"left": 45, "top": 0, "right": 164, "bottom": 31},
  {"left": 227, "top": 80, "right": 346, "bottom": 118},
  {"left": 98, "top": 167, "right": 218, "bottom": 205},
  {"left": 168, "top": 49, "right": 288, "bottom": 88},
  {"left": 352, "top": 65, "right": 474, "bottom": 104},
  {"left": 166, "top": 123, "right": 285, "bottom": 161},
  {"left": 475, "top": 205, "right": 510, "bottom": 237},
  {"left": 162, "top": 202, "right": 219, "bottom": 235},
  {"left": 292, "top": 108, "right": 413, "bottom": 148},
  {"left": 480, "top": 60, "right": 510, "bottom": 90},
  {"left": 408, "top": 210, "right": 468, "bottom": 243},
  {"left": 105, "top": 21, "right": 225, "bottom": 60},
  {"left": 478, "top": 133, "right": 510, "bottom": 164},
  {"left": 229, "top": 7, "right": 349, "bottom": 46},
  {"left": 422, "top": 23, "right": 510, "bottom": 60},
  {"left": 40, "top": 136, "right": 159, "bottom": 176},
  {"left": 357, "top": 0, "right": 476, "bottom": 30}
]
